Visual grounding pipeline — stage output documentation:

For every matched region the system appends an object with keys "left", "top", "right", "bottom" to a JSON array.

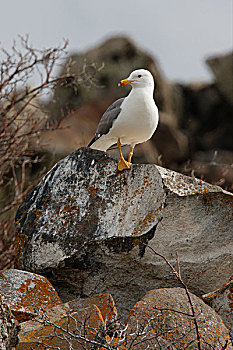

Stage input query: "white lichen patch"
[{"left": 31, "top": 240, "right": 69, "bottom": 271}]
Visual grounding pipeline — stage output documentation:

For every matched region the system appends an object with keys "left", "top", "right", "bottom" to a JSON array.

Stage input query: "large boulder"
[
  {"left": 15, "top": 148, "right": 165, "bottom": 273},
  {"left": 146, "top": 165, "right": 233, "bottom": 296},
  {"left": 125, "top": 288, "right": 232, "bottom": 349},
  {"left": 15, "top": 148, "right": 233, "bottom": 317}
]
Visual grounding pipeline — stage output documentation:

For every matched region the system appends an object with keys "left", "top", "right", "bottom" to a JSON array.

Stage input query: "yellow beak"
[{"left": 118, "top": 79, "right": 133, "bottom": 87}]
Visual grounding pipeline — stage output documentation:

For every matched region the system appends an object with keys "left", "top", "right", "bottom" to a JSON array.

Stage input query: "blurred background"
[
  {"left": 1, "top": 0, "right": 232, "bottom": 81},
  {"left": 0, "top": 0, "right": 232, "bottom": 268}
]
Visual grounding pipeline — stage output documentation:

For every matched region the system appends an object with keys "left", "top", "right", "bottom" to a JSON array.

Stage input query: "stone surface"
[
  {"left": 15, "top": 148, "right": 233, "bottom": 319},
  {"left": 17, "top": 293, "right": 118, "bottom": 349},
  {"left": 143, "top": 166, "right": 233, "bottom": 300},
  {"left": 17, "top": 304, "right": 104, "bottom": 350},
  {"left": 203, "top": 279, "right": 233, "bottom": 341},
  {"left": 15, "top": 147, "right": 165, "bottom": 272},
  {"left": 0, "top": 294, "right": 19, "bottom": 350},
  {"left": 68, "top": 293, "right": 117, "bottom": 326},
  {"left": 0, "top": 269, "right": 62, "bottom": 322},
  {"left": 124, "top": 288, "right": 232, "bottom": 349}
]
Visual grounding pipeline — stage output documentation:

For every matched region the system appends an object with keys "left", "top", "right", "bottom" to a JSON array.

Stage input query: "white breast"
[{"left": 109, "top": 88, "right": 159, "bottom": 146}]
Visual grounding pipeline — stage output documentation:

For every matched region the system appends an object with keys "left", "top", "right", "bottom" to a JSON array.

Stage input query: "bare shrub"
[{"left": 0, "top": 35, "right": 100, "bottom": 269}]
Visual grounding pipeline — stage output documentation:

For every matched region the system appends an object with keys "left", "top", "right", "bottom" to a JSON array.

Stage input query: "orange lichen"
[
  {"left": 12, "top": 310, "right": 34, "bottom": 323},
  {"left": 87, "top": 185, "right": 99, "bottom": 196},
  {"left": 18, "top": 305, "right": 105, "bottom": 349},
  {"left": 35, "top": 209, "right": 42, "bottom": 218},
  {"left": 133, "top": 206, "right": 162, "bottom": 236},
  {"left": 103, "top": 335, "right": 126, "bottom": 349},
  {"left": 84, "top": 294, "right": 117, "bottom": 322},
  {"left": 2, "top": 273, "right": 62, "bottom": 323},
  {"left": 125, "top": 288, "right": 231, "bottom": 348},
  {"left": 62, "top": 204, "right": 73, "bottom": 212}
]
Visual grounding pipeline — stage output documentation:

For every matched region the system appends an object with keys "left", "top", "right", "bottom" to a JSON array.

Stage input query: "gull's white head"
[{"left": 118, "top": 69, "right": 154, "bottom": 89}]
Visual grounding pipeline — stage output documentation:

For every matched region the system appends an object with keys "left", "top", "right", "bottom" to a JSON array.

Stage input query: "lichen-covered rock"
[
  {"left": 44, "top": 293, "right": 118, "bottom": 330},
  {"left": 203, "top": 279, "right": 233, "bottom": 341},
  {"left": 15, "top": 148, "right": 233, "bottom": 319},
  {"left": 146, "top": 166, "right": 233, "bottom": 297},
  {"left": 125, "top": 288, "right": 232, "bottom": 349},
  {"left": 15, "top": 147, "right": 165, "bottom": 272},
  {"left": 17, "top": 304, "right": 104, "bottom": 350},
  {"left": 0, "top": 269, "right": 62, "bottom": 322},
  {"left": 0, "top": 294, "right": 19, "bottom": 350},
  {"left": 17, "top": 293, "right": 119, "bottom": 350},
  {"left": 68, "top": 293, "right": 117, "bottom": 326}
]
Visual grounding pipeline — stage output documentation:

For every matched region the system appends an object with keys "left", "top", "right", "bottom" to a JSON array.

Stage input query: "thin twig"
[{"left": 140, "top": 242, "right": 202, "bottom": 350}]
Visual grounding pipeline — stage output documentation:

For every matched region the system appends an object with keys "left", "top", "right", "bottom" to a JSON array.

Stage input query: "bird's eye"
[{"left": 138, "top": 74, "right": 142, "bottom": 78}]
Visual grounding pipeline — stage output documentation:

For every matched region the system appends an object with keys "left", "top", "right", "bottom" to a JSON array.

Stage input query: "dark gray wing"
[{"left": 88, "top": 98, "right": 124, "bottom": 146}]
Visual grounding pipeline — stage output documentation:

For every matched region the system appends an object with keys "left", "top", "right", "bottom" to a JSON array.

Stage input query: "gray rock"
[
  {"left": 206, "top": 52, "right": 233, "bottom": 105},
  {"left": 172, "top": 81, "right": 233, "bottom": 152},
  {"left": 125, "top": 287, "right": 232, "bottom": 349},
  {"left": 15, "top": 148, "right": 233, "bottom": 318},
  {"left": 78, "top": 163, "right": 233, "bottom": 317},
  {"left": 203, "top": 279, "right": 233, "bottom": 341},
  {"left": 15, "top": 147, "right": 165, "bottom": 272}
]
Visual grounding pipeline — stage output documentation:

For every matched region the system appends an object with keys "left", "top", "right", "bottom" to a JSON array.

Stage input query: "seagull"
[{"left": 88, "top": 69, "right": 159, "bottom": 171}]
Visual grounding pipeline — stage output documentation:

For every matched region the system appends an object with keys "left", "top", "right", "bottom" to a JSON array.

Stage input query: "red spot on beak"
[{"left": 118, "top": 79, "right": 133, "bottom": 87}]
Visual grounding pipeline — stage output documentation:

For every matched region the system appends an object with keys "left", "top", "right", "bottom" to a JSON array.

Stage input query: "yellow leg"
[
  {"left": 117, "top": 138, "right": 131, "bottom": 171},
  {"left": 128, "top": 147, "right": 134, "bottom": 163}
]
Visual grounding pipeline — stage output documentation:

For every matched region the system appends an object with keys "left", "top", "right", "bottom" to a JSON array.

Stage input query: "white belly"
[{"left": 108, "top": 93, "right": 159, "bottom": 146}]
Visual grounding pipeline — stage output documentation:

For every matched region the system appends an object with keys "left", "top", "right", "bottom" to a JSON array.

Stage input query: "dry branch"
[{"left": 0, "top": 35, "right": 100, "bottom": 269}]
